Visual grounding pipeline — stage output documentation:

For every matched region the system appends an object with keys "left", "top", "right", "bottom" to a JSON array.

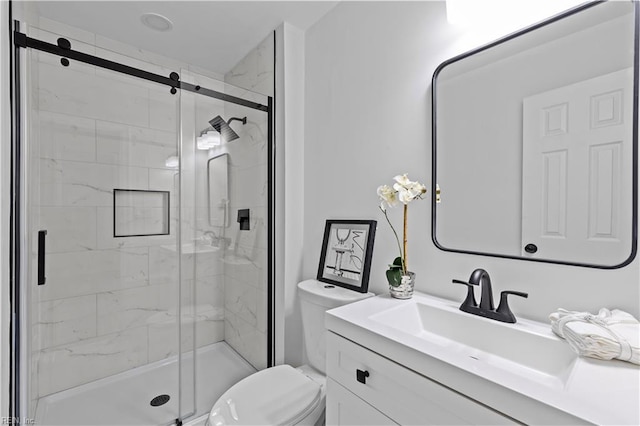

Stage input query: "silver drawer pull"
[{"left": 356, "top": 369, "right": 370, "bottom": 384}]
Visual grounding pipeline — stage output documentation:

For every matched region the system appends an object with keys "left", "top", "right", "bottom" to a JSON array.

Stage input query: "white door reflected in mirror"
[{"left": 522, "top": 69, "right": 633, "bottom": 264}]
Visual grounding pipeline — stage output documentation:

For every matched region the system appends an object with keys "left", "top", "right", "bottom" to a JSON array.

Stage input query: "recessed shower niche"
[{"left": 113, "top": 189, "right": 170, "bottom": 237}]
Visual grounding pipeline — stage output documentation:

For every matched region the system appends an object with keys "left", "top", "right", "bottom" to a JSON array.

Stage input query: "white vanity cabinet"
[{"left": 326, "top": 332, "right": 515, "bottom": 425}]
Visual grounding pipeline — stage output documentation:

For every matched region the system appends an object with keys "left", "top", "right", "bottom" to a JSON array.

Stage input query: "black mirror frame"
[{"left": 431, "top": 0, "right": 638, "bottom": 269}]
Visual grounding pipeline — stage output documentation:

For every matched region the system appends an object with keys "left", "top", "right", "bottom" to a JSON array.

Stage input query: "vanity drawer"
[
  {"left": 326, "top": 378, "right": 397, "bottom": 425},
  {"left": 326, "top": 332, "right": 515, "bottom": 425}
]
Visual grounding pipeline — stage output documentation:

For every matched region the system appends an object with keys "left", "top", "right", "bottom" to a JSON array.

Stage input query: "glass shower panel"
[
  {"left": 179, "top": 69, "right": 270, "bottom": 419},
  {"left": 24, "top": 26, "right": 190, "bottom": 425}
]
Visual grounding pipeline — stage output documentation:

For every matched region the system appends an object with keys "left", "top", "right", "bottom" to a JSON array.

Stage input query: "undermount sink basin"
[{"left": 369, "top": 296, "right": 577, "bottom": 384}]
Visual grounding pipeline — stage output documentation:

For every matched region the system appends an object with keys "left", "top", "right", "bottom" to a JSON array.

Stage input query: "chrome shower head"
[{"left": 208, "top": 116, "right": 246, "bottom": 142}]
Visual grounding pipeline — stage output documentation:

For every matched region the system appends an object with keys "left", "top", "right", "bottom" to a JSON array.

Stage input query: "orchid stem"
[
  {"left": 380, "top": 206, "right": 406, "bottom": 274},
  {"left": 403, "top": 204, "right": 408, "bottom": 273}
]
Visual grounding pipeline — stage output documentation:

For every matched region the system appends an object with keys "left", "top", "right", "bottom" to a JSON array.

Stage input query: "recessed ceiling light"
[{"left": 140, "top": 13, "right": 173, "bottom": 32}]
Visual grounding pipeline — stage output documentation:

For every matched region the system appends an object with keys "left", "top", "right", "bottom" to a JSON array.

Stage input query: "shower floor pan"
[{"left": 34, "top": 342, "right": 256, "bottom": 425}]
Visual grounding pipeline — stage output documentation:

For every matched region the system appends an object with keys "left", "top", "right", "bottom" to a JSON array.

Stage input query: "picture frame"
[{"left": 317, "top": 219, "right": 377, "bottom": 293}]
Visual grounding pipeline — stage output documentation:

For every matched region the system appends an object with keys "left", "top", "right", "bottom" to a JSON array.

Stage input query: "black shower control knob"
[{"left": 524, "top": 243, "right": 538, "bottom": 254}]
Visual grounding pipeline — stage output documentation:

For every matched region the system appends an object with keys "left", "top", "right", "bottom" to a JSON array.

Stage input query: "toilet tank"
[{"left": 298, "top": 279, "right": 373, "bottom": 374}]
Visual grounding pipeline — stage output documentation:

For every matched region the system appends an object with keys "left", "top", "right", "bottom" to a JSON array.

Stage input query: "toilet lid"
[{"left": 209, "top": 365, "right": 322, "bottom": 426}]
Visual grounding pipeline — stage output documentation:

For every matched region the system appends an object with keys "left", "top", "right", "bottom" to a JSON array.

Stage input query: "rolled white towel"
[{"left": 549, "top": 308, "right": 640, "bottom": 365}]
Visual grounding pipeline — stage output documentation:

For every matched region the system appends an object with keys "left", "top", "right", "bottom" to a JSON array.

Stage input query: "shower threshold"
[{"left": 34, "top": 342, "right": 256, "bottom": 426}]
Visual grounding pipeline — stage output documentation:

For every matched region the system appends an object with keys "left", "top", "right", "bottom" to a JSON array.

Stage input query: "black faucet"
[{"left": 452, "top": 268, "right": 528, "bottom": 323}]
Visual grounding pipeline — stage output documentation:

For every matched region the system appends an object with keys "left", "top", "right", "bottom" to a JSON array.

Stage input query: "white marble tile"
[
  {"left": 149, "top": 88, "right": 179, "bottom": 132},
  {"left": 38, "top": 62, "right": 150, "bottom": 127},
  {"left": 40, "top": 206, "right": 97, "bottom": 253},
  {"left": 114, "top": 205, "right": 169, "bottom": 237},
  {"left": 224, "top": 309, "right": 263, "bottom": 370},
  {"left": 224, "top": 248, "right": 263, "bottom": 289},
  {"left": 224, "top": 276, "right": 257, "bottom": 327},
  {"left": 224, "top": 33, "right": 274, "bottom": 98},
  {"left": 39, "top": 158, "right": 148, "bottom": 207},
  {"left": 95, "top": 35, "right": 184, "bottom": 74},
  {"left": 224, "top": 309, "right": 250, "bottom": 358},
  {"left": 96, "top": 121, "right": 177, "bottom": 169},
  {"left": 186, "top": 64, "right": 225, "bottom": 83},
  {"left": 146, "top": 306, "right": 222, "bottom": 362},
  {"left": 255, "top": 288, "right": 267, "bottom": 334},
  {"left": 247, "top": 330, "right": 268, "bottom": 371},
  {"left": 37, "top": 111, "right": 96, "bottom": 162},
  {"left": 147, "top": 322, "right": 179, "bottom": 363},
  {"left": 196, "top": 277, "right": 224, "bottom": 309},
  {"left": 225, "top": 48, "right": 258, "bottom": 93},
  {"left": 149, "top": 168, "right": 179, "bottom": 193},
  {"left": 39, "top": 247, "right": 149, "bottom": 301},
  {"left": 195, "top": 250, "right": 222, "bottom": 279},
  {"left": 233, "top": 211, "right": 267, "bottom": 253},
  {"left": 223, "top": 106, "right": 268, "bottom": 161},
  {"left": 96, "top": 206, "right": 177, "bottom": 250},
  {"left": 231, "top": 164, "right": 267, "bottom": 211},
  {"left": 196, "top": 319, "right": 225, "bottom": 349},
  {"left": 252, "top": 75, "right": 275, "bottom": 100},
  {"left": 37, "top": 327, "right": 148, "bottom": 397},
  {"left": 32, "top": 294, "right": 97, "bottom": 351},
  {"left": 148, "top": 246, "right": 185, "bottom": 286},
  {"left": 37, "top": 17, "right": 96, "bottom": 45},
  {"left": 254, "top": 34, "right": 275, "bottom": 98},
  {"left": 96, "top": 284, "right": 176, "bottom": 335}
]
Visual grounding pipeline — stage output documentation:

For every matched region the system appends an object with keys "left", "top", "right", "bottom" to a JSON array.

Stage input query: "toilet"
[{"left": 207, "top": 279, "right": 373, "bottom": 426}]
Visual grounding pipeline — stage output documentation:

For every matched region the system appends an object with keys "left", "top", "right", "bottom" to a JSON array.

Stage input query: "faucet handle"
[
  {"left": 496, "top": 291, "right": 529, "bottom": 323},
  {"left": 452, "top": 279, "right": 478, "bottom": 309}
]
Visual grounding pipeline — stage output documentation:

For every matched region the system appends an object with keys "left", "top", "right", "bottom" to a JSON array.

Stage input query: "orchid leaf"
[
  {"left": 389, "top": 257, "right": 403, "bottom": 269},
  {"left": 386, "top": 268, "right": 403, "bottom": 287}
]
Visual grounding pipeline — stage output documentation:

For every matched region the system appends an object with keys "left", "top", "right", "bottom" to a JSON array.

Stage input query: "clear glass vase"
[{"left": 389, "top": 271, "right": 415, "bottom": 299}]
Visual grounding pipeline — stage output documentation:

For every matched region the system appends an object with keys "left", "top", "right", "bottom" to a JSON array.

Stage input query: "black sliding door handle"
[{"left": 38, "top": 230, "right": 47, "bottom": 285}]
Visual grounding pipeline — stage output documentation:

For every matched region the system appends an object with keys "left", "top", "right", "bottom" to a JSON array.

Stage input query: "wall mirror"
[
  {"left": 208, "top": 153, "right": 230, "bottom": 227},
  {"left": 433, "top": 1, "right": 637, "bottom": 268}
]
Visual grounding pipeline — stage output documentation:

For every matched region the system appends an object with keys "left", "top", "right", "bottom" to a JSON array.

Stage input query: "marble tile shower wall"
[
  {"left": 221, "top": 33, "right": 274, "bottom": 371},
  {"left": 29, "top": 19, "right": 225, "bottom": 398}
]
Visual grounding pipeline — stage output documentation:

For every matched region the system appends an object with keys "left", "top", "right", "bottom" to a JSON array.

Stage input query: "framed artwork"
[{"left": 317, "top": 219, "right": 377, "bottom": 293}]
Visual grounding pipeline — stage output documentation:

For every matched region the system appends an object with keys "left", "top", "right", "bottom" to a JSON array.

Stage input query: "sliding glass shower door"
[
  {"left": 24, "top": 26, "right": 194, "bottom": 425},
  {"left": 16, "top": 22, "right": 274, "bottom": 426},
  {"left": 178, "top": 69, "right": 273, "bottom": 419}
]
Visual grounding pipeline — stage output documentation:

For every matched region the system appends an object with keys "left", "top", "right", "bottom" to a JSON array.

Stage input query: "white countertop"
[{"left": 325, "top": 291, "right": 640, "bottom": 425}]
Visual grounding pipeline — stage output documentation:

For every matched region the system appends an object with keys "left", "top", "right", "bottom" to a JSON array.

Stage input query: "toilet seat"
[{"left": 208, "top": 365, "right": 322, "bottom": 426}]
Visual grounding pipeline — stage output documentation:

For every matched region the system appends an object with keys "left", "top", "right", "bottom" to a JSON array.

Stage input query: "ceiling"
[{"left": 32, "top": 1, "right": 339, "bottom": 75}]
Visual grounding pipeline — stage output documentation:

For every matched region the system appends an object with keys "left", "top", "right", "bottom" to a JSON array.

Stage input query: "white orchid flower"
[
  {"left": 377, "top": 174, "right": 427, "bottom": 276},
  {"left": 377, "top": 185, "right": 397, "bottom": 208},
  {"left": 393, "top": 178, "right": 426, "bottom": 205},
  {"left": 393, "top": 173, "right": 411, "bottom": 185}
]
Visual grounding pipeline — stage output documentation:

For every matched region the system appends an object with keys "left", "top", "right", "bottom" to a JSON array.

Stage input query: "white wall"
[
  {"left": 299, "top": 1, "right": 640, "bottom": 364},
  {"left": 275, "top": 23, "right": 306, "bottom": 367}
]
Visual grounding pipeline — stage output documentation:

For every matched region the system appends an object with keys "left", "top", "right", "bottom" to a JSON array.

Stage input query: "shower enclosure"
[{"left": 11, "top": 21, "right": 274, "bottom": 426}]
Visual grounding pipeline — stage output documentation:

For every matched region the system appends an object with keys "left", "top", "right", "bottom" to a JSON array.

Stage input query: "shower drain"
[{"left": 150, "top": 394, "right": 171, "bottom": 407}]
